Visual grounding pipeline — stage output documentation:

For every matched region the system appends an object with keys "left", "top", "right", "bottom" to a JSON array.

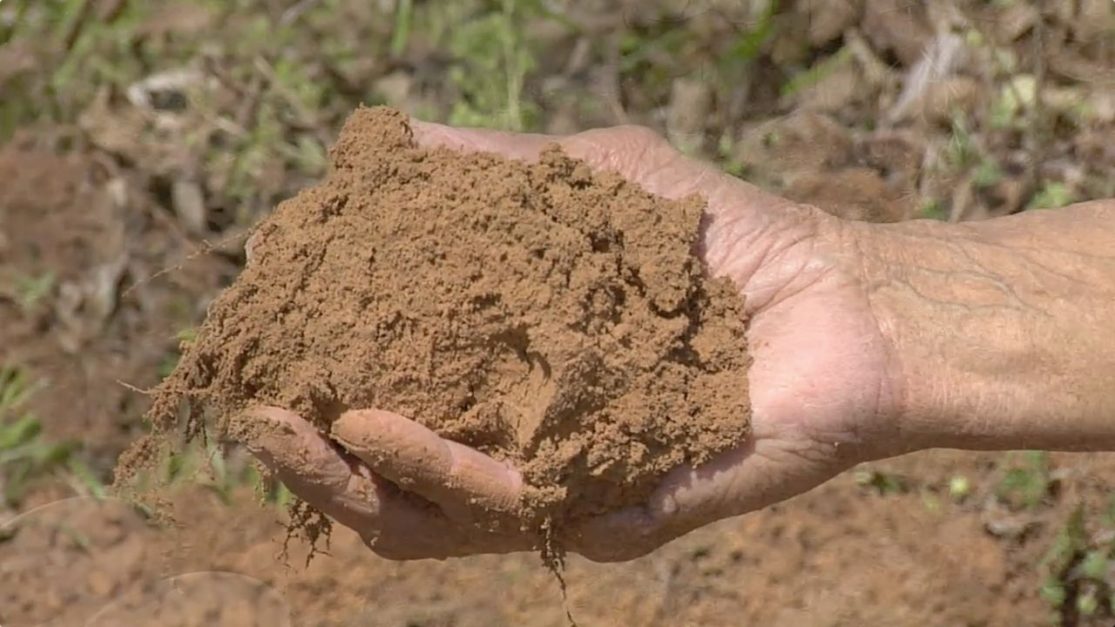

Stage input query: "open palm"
[{"left": 239, "top": 121, "right": 904, "bottom": 562}]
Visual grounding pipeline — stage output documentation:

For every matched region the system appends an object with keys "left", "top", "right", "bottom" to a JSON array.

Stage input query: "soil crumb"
[{"left": 138, "top": 106, "right": 751, "bottom": 527}]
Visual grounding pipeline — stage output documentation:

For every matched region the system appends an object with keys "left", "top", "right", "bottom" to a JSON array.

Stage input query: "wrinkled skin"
[{"left": 237, "top": 121, "right": 904, "bottom": 562}]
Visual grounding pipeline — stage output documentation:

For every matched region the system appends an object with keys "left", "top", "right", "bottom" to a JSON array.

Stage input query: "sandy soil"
[{"left": 4, "top": 1, "right": 1115, "bottom": 625}]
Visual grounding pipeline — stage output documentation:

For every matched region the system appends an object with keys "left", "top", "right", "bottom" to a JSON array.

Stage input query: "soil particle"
[{"left": 142, "top": 106, "right": 751, "bottom": 526}]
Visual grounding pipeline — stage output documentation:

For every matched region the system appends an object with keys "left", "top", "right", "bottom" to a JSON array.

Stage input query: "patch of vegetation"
[
  {"left": 158, "top": 435, "right": 291, "bottom": 508},
  {"left": 972, "top": 158, "right": 1004, "bottom": 189},
  {"left": 919, "top": 199, "right": 948, "bottom": 220},
  {"left": 0, "top": 366, "right": 104, "bottom": 508},
  {"left": 854, "top": 468, "right": 908, "bottom": 495},
  {"left": 780, "top": 46, "right": 851, "bottom": 99},
  {"left": 946, "top": 114, "right": 981, "bottom": 170},
  {"left": 1029, "top": 182, "right": 1076, "bottom": 211},
  {"left": 1040, "top": 504, "right": 1115, "bottom": 623},
  {"left": 442, "top": 0, "right": 543, "bottom": 131},
  {"left": 0, "top": 271, "right": 55, "bottom": 315},
  {"left": 996, "top": 451, "right": 1055, "bottom": 509}
]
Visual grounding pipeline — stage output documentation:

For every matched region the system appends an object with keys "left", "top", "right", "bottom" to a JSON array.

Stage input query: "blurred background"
[{"left": 2, "top": 1, "right": 1115, "bottom": 625}]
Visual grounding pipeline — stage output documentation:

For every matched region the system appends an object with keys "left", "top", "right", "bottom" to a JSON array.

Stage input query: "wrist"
[{"left": 848, "top": 206, "right": 1115, "bottom": 453}]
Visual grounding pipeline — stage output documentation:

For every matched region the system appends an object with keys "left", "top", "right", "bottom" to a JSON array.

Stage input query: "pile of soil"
[{"left": 142, "top": 106, "right": 751, "bottom": 526}]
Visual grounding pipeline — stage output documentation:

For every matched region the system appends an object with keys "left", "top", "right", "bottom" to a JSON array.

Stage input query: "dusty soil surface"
[
  {"left": 0, "top": 139, "right": 232, "bottom": 469},
  {"left": 5, "top": 1, "right": 1115, "bottom": 625},
  {"left": 3, "top": 450, "right": 1094, "bottom": 627},
  {"left": 2, "top": 135, "right": 1109, "bottom": 625},
  {"left": 145, "top": 106, "right": 751, "bottom": 525}
]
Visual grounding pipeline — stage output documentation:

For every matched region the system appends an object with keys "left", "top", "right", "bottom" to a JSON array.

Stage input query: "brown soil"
[
  {"left": 7, "top": 2, "right": 1115, "bottom": 623},
  {"left": 144, "top": 106, "right": 751, "bottom": 524},
  {"left": 0, "top": 138, "right": 231, "bottom": 469},
  {"left": 0, "top": 124, "right": 1103, "bottom": 627},
  {"left": 1, "top": 451, "right": 1072, "bottom": 627}
]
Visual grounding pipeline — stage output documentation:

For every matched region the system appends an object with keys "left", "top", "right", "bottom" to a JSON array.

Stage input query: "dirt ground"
[{"left": 3, "top": 1, "right": 1115, "bottom": 625}]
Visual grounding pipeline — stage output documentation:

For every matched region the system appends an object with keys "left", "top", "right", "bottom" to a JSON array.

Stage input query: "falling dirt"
[{"left": 140, "top": 106, "right": 752, "bottom": 526}]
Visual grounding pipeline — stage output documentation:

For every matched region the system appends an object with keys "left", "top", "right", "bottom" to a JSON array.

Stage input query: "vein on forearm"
[{"left": 855, "top": 203, "right": 1115, "bottom": 451}]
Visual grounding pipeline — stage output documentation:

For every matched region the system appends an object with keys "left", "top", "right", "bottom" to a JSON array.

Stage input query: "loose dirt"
[{"left": 140, "top": 106, "right": 751, "bottom": 526}]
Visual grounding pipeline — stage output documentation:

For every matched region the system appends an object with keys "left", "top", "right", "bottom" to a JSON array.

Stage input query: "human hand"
[{"left": 236, "top": 120, "right": 907, "bottom": 562}]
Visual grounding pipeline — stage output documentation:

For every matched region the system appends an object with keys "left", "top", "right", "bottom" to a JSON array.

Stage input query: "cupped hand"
[{"left": 236, "top": 120, "right": 906, "bottom": 562}]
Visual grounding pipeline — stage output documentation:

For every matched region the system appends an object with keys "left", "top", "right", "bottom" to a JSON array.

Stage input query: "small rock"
[
  {"left": 918, "top": 76, "right": 983, "bottom": 125},
  {"left": 863, "top": 0, "right": 933, "bottom": 67},
  {"left": 787, "top": 168, "right": 909, "bottom": 223},
  {"left": 172, "top": 179, "right": 207, "bottom": 235},
  {"left": 666, "top": 78, "right": 713, "bottom": 155},
  {"left": 803, "top": 0, "right": 861, "bottom": 47},
  {"left": 1086, "top": 88, "right": 1115, "bottom": 125},
  {"left": 1075, "top": 0, "right": 1114, "bottom": 42},
  {"left": 795, "top": 56, "right": 861, "bottom": 113},
  {"left": 373, "top": 71, "right": 413, "bottom": 110},
  {"left": 989, "top": 3, "right": 1040, "bottom": 41},
  {"left": 0, "top": 41, "right": 38, "bottom": 88},
  {"left": 734, "top": 112, "right": 853, "bottom": 183},
  {"left": 138, "top": 3, "right": 215, "bottom": 38}
]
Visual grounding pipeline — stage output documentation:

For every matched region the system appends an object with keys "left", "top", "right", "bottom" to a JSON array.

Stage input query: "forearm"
[{"left": 850, "top": 202, "right": 1115, "bottom": 452}]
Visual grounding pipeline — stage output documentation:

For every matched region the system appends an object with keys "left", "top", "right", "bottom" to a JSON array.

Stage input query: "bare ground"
[{"left": 3, "top": 1, "right": 1115, "bottom": 625}]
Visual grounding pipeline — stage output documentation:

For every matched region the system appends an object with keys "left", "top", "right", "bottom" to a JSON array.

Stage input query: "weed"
[
  {"left": 996, "top": 451, "right": 1054, "bottom": 509},
  {"left": 726, "top": 0, "right": 780, "bottom": 68},
  {"left": 444, "top": 0, "right": 541, "bottom": 131},
  {"left": 155, "top": 432, "right": 290, "bottom": 508},
  {"left": 919, "top": 199, "right": 948, "bottom": 220},
  {"left": 1029, "top": 182, "right": 1075, "bottom": 210},
  {"left": 972, "top": 158, "right": 1004, "bottom": 189},
  {"left": 0, "top": 271, "right": 55, "bottom": 314},
  {"left": 1039, "top": 504, "right": 1115, "bottom": 622},
  {"left": 781, "top": 47, "right": 852, "bottom": 99},
  {"left": 989, "top": 74, "right": 1036, "bottom": 130},
  {"left": 946, "top": 114, "right": 980, "bottom": 170},
  {"left": 390, "top": 0, "right": 414, "bottom": 58},
  {"left": 854, "top": 468, "right": 907, "bottom": 495},
  {"left": 0, "top": 365, "right": 103, "bottom": 507}
]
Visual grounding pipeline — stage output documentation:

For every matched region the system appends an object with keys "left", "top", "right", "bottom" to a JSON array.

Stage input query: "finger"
[
  {"left": 562, "top": 126, "right": 791, "bottom": 214},
  {"left": 331, "top": 409, "right": 524, "bottom": 524},
  {"left": 409, "top": 118, "right": 780, "bottom": 218},
  {"left": 410, "top": 119, "right": 555, "bottom": 162},
  {"left": 230, "top": 406, "right": 469, "bottom": 558}
]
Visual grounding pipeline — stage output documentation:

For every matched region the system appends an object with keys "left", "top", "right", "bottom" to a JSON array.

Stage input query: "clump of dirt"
[{"left": 140, "top": 106, "right": 751, "bottom": 526}]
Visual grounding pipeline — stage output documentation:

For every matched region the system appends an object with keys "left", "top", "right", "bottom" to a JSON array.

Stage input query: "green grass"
[
  {"left": 1040, "top": 504, "right": 1115, "bottom": 621},
  {"left": 780, "top": 46, "right": 851, "bottom": 99},
  {"left": 996, "top": 451, "right": 1054, "bottom": 509},
  {"left": 853, "top": 468, "right": 907, "bottom": 495},
  {"left": 0, "top": 271, "right": 55, "bottom": 316},
  {"left": 1029, "top": 182, "right": 1076, "bottom": 210},
  {"left": 919, "top": 199, "right": 948, "bottom": 220},
  {"left": 443, "top": 0, "right": 542, "bottom": 131},
  {"left": 159, "top": 437, "right": 291, "bottom": 507},
  {"left": 0, "top": 366, "right": 105, "bottom": 507}
]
